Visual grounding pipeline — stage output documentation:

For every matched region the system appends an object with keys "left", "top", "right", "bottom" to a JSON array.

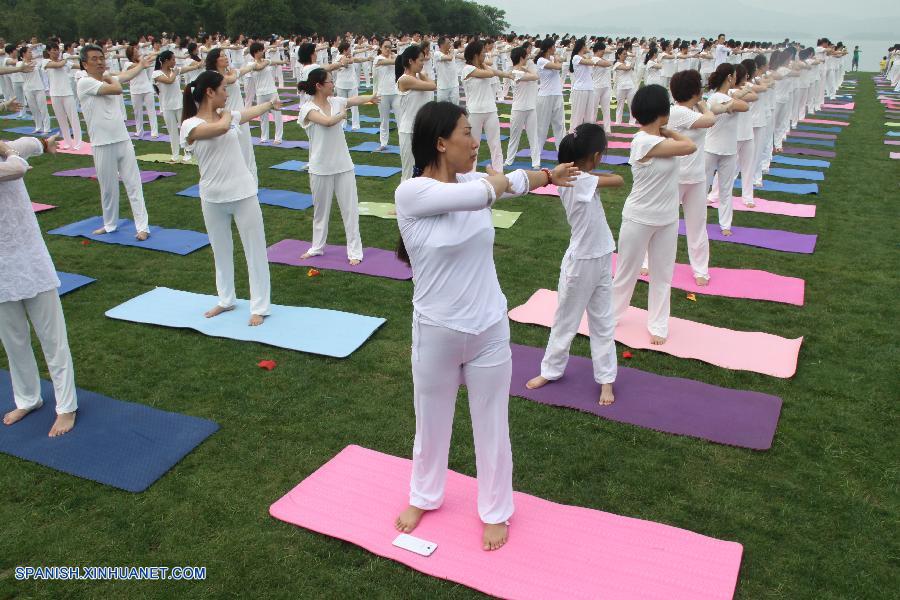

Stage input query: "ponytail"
[
  {"left": 569, "top": 38, "right": 586, "bottom": 73},
  {"left": 558, "top": 123, "right": 607, "bottom": 165},
  {"left": 299, "top": 68, "right": 327, "bottom": 95},
  {"left": 707, "top": 63, "right": 734, "bottom": 91},
  {"left": 395, "top": 45, "right": 422, "bottom": 82},
  {"left": 181, "top": 70, "right": 224, "bottom": 122}
]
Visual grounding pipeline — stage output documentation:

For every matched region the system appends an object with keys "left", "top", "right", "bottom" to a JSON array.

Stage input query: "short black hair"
[
  {"left": 670, "top": 69, "right": 701, "bottom": 102},
  {"left": 558, "top": 123, "right": 608, "bottom": 164},
  {"left": 630, "top": 84, "right": 671, "bottom": 125}
]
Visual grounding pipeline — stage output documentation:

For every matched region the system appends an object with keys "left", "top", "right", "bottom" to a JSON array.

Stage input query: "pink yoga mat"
[
  {"left": 885, "top": 140, "right": 900, "bottom": 146},
  {"left": 270, "top": 445, "right": 744, "bottom": 600},
  {"left": 611, "top": 253, "right": 805, "bottom": 305},
  {"left": 509, "top": 289, "right": 803, "bottom": 377},
  {"left": 708, "top": 197, "right": 816, "bottom": 218},
  {"left": 787, "top": 131, "right": 837, "bottom": 140},
  {"left": 822, "top": 102, "right": 854, "bottom": 110},
  {"left": 252, "top": 114, "right": 299, "bottom": 123},
  {"left": 890, "top": 152, "right": 900, "bottom": 159},
  {"left": 800, "top": 119, "right": 849, "bottom": 126},
  {"left": 31, "top": 202, "right": 56, "bottom": 213},
  {"left": 56, "top": 142, "right": 93, "bottom": 156}
]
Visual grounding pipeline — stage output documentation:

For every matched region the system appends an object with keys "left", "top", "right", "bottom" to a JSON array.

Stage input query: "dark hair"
[
  {"left": 734, "top": 63, "right": 747, "bottom": 85},
  {"left": 510, "top": 46, "right": 527, "bottom": 66},
  {"left": 569, "top": 38, "right": 586, "bottom": 72},
  {"left": 297, "top": 42, "right": 316, "bottom": 65},
  {"left": 558, "top": 123, "right": 607, "bottom": 165},
  {"left": 592, "top": 40, "right": 606, "bottom": 53},
  {"left": 707, "top": 62, "right": 735, "bottom": 90},
  {"left": 740, "top": 58, "right": 757, "bottom": 79},
  {"left": 182, "top": 70, "right": 224, "bottom": 122},
  {"left": 644, "top": 46, "right": 658, "bottom": 64},
  {"left": 670, "top": 69, "right": 701, "bottom": 102},
  {"left": 249, "top": 41, "right": 264, "bottom": 58},
  {"left": 205, "top": 47, "right": 223, "bottom": 71},
  {"left": 630, "top": 84, "right": 670, "bottom": 125},
  {"left": 614, "top": 47, "right": 627, "bottom": 62},
  {"left": 299, "top": 68, "right": 328, "bottom": 95},
  {"left": 537, "top": 37, "right": 555, "bottom": 59},
  {"left": 755, "top": 53, "right": 767, "bottom": 69},
  {"left": 464, "top": 39, "right": 484, "bottom": 65},
  {"left": 395, "top": 45, "right": 422, "bottom": 81},
  {"left": 155, "top": 49, "right": 174, "bottom": 70},
  {"left": 187, "top": 42, "right": 200, "bottom": 62},
  {"left": 338, "top": 41, "right": 350, "bottom": 54}
]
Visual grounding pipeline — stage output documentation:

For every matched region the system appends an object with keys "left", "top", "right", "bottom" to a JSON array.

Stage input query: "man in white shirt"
[
  {"left": 434, "top": 36, "right": 459, "bottom": 104},
  {"left": 76, "top": 44, "right": 153, "bottom": 240},
  {"left": 713, "top": 34, "right": 730, "bottom": 67}
]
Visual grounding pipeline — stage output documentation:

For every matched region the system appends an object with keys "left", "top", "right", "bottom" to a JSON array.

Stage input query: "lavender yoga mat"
[
  {"left": 781, "top": 146, "right": 836, "bottom": 158},
  {"left": 680, "top": 221, "right": 818, "bottom": 254},
  {"left": 53, "top": 167, "right": 176, "bottom": 183},
  {"left": 787, "top": 131, "right": 837, "bottom": 140},
  {"left": 267, "top": 239, "right": 412, "bottom": 280},
  {"left": 509, "top": 344, "right": 781, "bottom": 449}
]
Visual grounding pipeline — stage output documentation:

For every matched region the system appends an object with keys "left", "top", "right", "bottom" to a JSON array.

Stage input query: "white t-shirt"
[
  {"left": 374, "top": 62, "right": 397, "bottom": 96},
  {"left": 434, "top": 51, "right": 457, "bottom": 90},
  {"left": 76, "top": 76, "right": 129, "bottom": 146},
  {"left": 19, "top": 61, "right": 44, "bottom": 92},
  {"left": 180, "top": 111, "right": 257, "bottom": 203},
  {"left": 714, "top": 45, "right": 730, "bottom": 67},
  {"left": 615, "top": 62, "right": 635, "bottom": 90},
  {"left": 559, "top": 172, "right": 615, "bottom": 259},
  {"left": 644, "top": 60, "right": 663, "bottom": 86},
  {"left": 705, "top": 91, "right": 739, "bottom": 155},
  {"left": 334, "top": 60, "right": 357, "bottom": 89},
  {"left": 299, "top": 63, "right": 321, "bottom": 83},
  {"left": 46, "top": 61, "right": 73, "bottom": 96},
  {"left": 125, "top": 61, "right": 153, "bottom": 95},
  {"left": 661, "top": 54, "right": 677, "bottom": 77},
  {"left": 667, "top": 105, "right": 706, "bottom": 184},
  {"left": 254, "top": 62, "right": 277, "bottom": 95},
  {"left": 536, "top": 57, "right": 563, "bottom": 96},
  {"left": 571, "top": 55, "right": 594, "bottom": 91},
  {"left": 299, "top": 96, "right": 354, "bottom": 176},
  {"left": 622, "top": 131, "right": 679, "bottom": 226},
  {"left": 153, "top": 69, "right": 182, "bottom": 111},
  {"left": 225, "top": 76, "right": 245, "bottom": 111},
  {"left": 511, "top": 68, "right": 537, "bottom": 112},
  {"left": 734, "top": 86, "right": 754, "bottom": 141},
  {"left": 592, "top": 57, "right": 611, "bottom": 88},
  {"left": 398, "top": 85, "right": 433, "bottom": 134},
  {"left": 461, "top": 65, "right": 496, "bottom": 113}
]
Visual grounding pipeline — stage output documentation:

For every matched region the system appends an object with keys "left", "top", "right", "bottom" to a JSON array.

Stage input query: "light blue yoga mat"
[
  {"left": 349, "top": 142, "right": 401, "bottom": 154},
  {"left": 3, "top": 127, "right": 60, "bottom": 137},
  {"left": 358, "top": 115, "right": 393, "bottom": 124},
  {"left": 784, "top": 137, "right": 835, "bottom": 147},
  {"left": 105, "top": 287, "right": 386, "bottom": 358},
  {"left": 270, "top": 160, "right": 309, "bottom": 172},
  {"left": 48, "top": 217, "right": 210, "bottom": 255},
  {"left": 795, "top": 125, "right": 841, "bottom": 133},
  {"left": 353, "top": 164, "right": 401, "bottom": 178},
  {"left": 0, "top": 369, "right": 219, "bottom": 493},
  {"left": 343, "top": 126, "right": 381, "bottom": 135},
  {"left": 57, "top": 272, "right": 96, "bottom": 296},
  {"left": 175, "top": 185, "right": 313, "bottom": 210},
  {"left": 771, "top": 156, "right": 831, "bottom": 169},
  {"left": 887, "top": 131, "right": 900, "bottom": 137},
  {"left": 733, "top": 179, "right": 818, "bottom": 195},
  {"left": 766, "top": 168, "right": 825, "bottom": 181}
]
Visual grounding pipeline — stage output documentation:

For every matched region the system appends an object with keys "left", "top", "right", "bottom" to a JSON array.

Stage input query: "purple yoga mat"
[
  {"left": 781, "top": 146, "right": 836, "bottom": 158},
  {"left": 267, "top": 239, "right": 412, "bottom": 280},
  {"left": 787, "top": 131, "right": 837, "bottom": 140},
  {"left": 509, "top": 344, "right": 782, "bottom": 450},
  {"left": 680, "top": 221, "right": 817, "bottom": 254},
  {"left": 53, "top": 167, "right": 176, "bottom": 183}
]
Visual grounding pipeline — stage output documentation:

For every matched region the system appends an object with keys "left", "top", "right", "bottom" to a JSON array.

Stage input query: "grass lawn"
[{"left": 1, "top": 72, "right": 896, "bottom": 599}]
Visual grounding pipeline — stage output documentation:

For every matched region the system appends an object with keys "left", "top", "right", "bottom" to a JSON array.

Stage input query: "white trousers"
[
  {"left": 308, "top": 171, "right": 363, "bottom": 260},
  {"left": 615, "top": 86, "right": 637, "bottom": 125},
  {"left": 752, "top": 125, "right": 767, "bottom": 183},
  {"left": 378, "top": 94, "right": 400, "bottom": 147},
  {"left": 593, "top": 86, "right": 612, "bottom": 132},
  {"left": 25, "top": 89, "right": 51, "bottom": 132},
  {"left": 200, "top": 196, "right": 271, "bottom": 316},
  {"left": 535, "top": 94, "right": 565, "bottom": 153},
  {"left": 504, "top": 109, "right": 539, "bottom": 168},
  {"left": 734, "top": 138, "right": 756, "bottom": 202},
  {"left": 130, "top": 91, "right": 158, "bottom": 137},
  {"left": 161, "top": 108, "right": 182, "bottom": 158},
  {"left": 93, "top": 140, "right": 149, "bottom": 233},
  {"left": 468, "top": 111, "right": 503, "bottom": 173},
  {"left": 612, "top": 219, "right": 678, "bottom": 338},
  {"left": 336, "top": 86, "right": 360, "bottom": 130},
  {"left": 256, "top": 92, "right": 283, "bottom": 142},
  {"left": 12, "top": 82, "right": 26, "bottom": 116},
  {"left": 238, "top": 123, "right": 258, "bottom": 182},
  {"left": 0, "top": 289, "right": 77, "bottom": 415},
  {"left": 50, "top": 95, "right": 82, "bottom": 148},
  {"left": 244, "top": 78, "right": 257, "bottom": 108},
  {"left": 705, "top": 151, "right": 737, "bottom": 231},
  {"left": 679, "top": 182, "right": 710, "bottom": 279},
  {"left": 409, "top": 314, "right": 514, "bottom": 525},
  {"left": 436, "top": 86, "right": 460, "bottom": 105},
  {"left": 568, "top": 89, "right": 595, "bottom": 133},
  {"left": 540, "top": 253, "right": 617, "bottom": 384},
  {"left": 759, "top": 115, "right": 776, "bottom": 174},
  {"left": 399, "top": 131, "right": 414, "bottom": 181},
  {"left": 773, "top": 100, "right": 791, "bottom": 149}
]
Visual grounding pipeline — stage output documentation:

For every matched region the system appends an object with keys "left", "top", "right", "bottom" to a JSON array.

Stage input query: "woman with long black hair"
[
  {"left": 396, "top": 45, "right": 436, "bottom": 180},
  {"left": 534, "top": 38, "right": 566, "bottom": 154},
  {"left": 153, "top": 49, "right": 201, "bottom": 162},
  {"left": 372, "top": 38, "right": 400, "bottom": 151}
]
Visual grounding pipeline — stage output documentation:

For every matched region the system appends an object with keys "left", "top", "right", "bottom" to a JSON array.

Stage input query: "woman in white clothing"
[
  {"left": 334, "top": 41, "right": 371, "bottom": 131},
  {"left": 180, "top": 71, "right": 279, "bottom": 327},
  {"left": 611, "top": 84, "right": 696, "bottom": 345},
  {"left": 643, "top": 46, "right": 664, "bottom": 87},
  {"left": 590, "top": 41, "right": 614, "bottom": 133},
  {"left": 568, "top": 38, "right": 601, "bottom": 133},
  {"left": 372, "top": 39, "right": 400, "bottom": 151},
  {"left": 17, "top": 47, "right": 51, "bottom": 133},
  {"left": 298, "top": 69, "right": 379, "bottom": 264},
  {"left": 526, "top": 123, "right": 623, "bottom": 405},
  {"left": 393, "top": 100, "right": 578, "bottom": 551},
  {"left": 504, "top": 46, "right": 540, "bottom": 168},
  {"left": 460, "top": 39, "right": 511, "bottom": 174},
  {"left": 0, "top": 134, "right": 78, "bottom": 437},
  {"left": 769, "top": 50, "right": 796, "bottom": 152},
  {"left": 698, "top": 42, "right": 715, "bottom": 87},
  {"left": 43, "top": 43, "right": 83, "bottom": 149},
  {"left": 730, "top": 63, "right": 762, "bottom": 208},
  {"left": 248, "top": 41, "right": 287, "bottom": 145},
  {"left": 396, "top": 46, "right": 437, "bottom": 181},
  {"left": 124, "top": 44, "right": 158, "bottom": 138},
  {"left": 658, "top": 40, "right": 677, "bottom": 90},
  {"left": 534, "top": 38, "right": 566, "bottom": 153},
  {"left": 613, "top": 47, "right": 636, "bottom": 125},
  {"left": 153, "top": 50, "right": 201, "bottom": 162}
]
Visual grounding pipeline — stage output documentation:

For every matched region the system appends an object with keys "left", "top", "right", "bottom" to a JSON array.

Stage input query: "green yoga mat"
[
  {"left": 358, "top": 202, "right": 521, "bottom": 229},
  {"left": 136, "top": 153, "right": 197, "bottom": 165}
]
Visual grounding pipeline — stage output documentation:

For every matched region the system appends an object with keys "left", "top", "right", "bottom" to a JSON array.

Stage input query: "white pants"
[
  {"left": 201, "top": 196, "right": 271, "bottom": 316},
  {"left": 308, "top": 170, "right": 363, "bottom": 260},
  {"left": 130, "top": 91, "right": 158, "bottom": 137},
  {"left": 540, "top": 253, "right": 616, "bottom": 384},
  {"left": 0, "top": 289, "right": 77, "bottom": 415},
  {"left": 50, "top": 95, "right": 82, "bottom": 148},
  {"left": 409, "top": 314, "right": 514, "bottom": 525},
  {"left": 161, "top": 108, "right": 182, "bottom": 158},
  {"left": 468, "top": 111, "right": 503, "bottom": 173},
  {"left": 238, "top": 123, "right": 258, "bottom": 182},
  {"left": 536, "top": 94, "right": 565, "bottom": 153},
  {"left": 25, "top": 89, "right": 51, "bottom": 132},
  {"left": 568, "top": 89, "right": 595, "bottom": 133},
  {"left": 399, "top": 132, "right": 414, "bottom": 181},
  {"left": 505, "top": 109, "right": 539, "bottom": 168},
  {"left": 705, "top": 151, "right": 737, "bottom": 231},
  {"left": 773, "top": 100, "right": 791, "bottom": 149},
  {"left": 615, "top": 86, "right": 637, "bottom": 125},
  {"left": 759, "top": 114, "right": 776, "bottom": 174},
  {"left": 679, "top": 182, "right": 710, "bottom": 279},
  {"left": 436, "top": 86, "right": 460, "bottom": 105},
  {"left": 378, "top": 94, "right": 400, "bottom": 147},
  {"left": 244, "top": 78, "right": 257, "bottom": 108},
  {"left": 93, "top": 140, "right": 149, "bottom": 233},
  {"left": 593, "top": 86, "right": 612, "bottom": 132},
  {"left": 256, "top": 92, "right": 283, "bottom": 142},
  {"left": 752, "top": 125, "right": 767, "bottom": 184},
  {"left": 734, "top": 138, "right": 756, "bottom": 202},
  {"left": 12, "top": 81, "right": 26, "bottom": 116},
  {"left": 612, "top": 219, "right": 678, "bottom": 338},
  {"left": 336, "top": 86, "right": 360, "bottom": 130}
]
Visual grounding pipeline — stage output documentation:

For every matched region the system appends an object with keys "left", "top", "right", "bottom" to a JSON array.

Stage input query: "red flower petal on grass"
[
  {"left": 622, "top": 351, "right": 633, "bottom": 359},
  {"left": 258, "top": 360, "right": 277, "bottom": 370}
]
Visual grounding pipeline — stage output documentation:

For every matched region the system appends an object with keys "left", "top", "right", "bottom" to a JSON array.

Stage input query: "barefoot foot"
[
  {"left": 650, "top": 334, "right": 667, "bottom": 345},
  {"left": 249, "top": 314, "right": 265, "bottom": 327},
  {"left": 349, "top": 259, "right": 361, "bottom": 266},
  {"left": 3, "top": 405, "right": 40, "bottom": 426},
  {"left": 49, "top": 412, "right": 76, "bottom": 437},
  {"left": 695, "top": 276, "right": 709, "bottom": 287},
  {"left": 135, "top": 231, "right": 149, "bottom": 241},
  {"left": 720, "top": 229, "right": 732, "bottom": 237},
  {"left": 91, "top": 227, "right": 108, "bottom": 235},
  {"left": 640, "top": 267, "right": 650, "bottom": 277},
  {"left": 598, "top": 383, "right": 615, "bottom": 406},
  {"left": 300, "top": 251, "right": 319, "bottom": 259},
  {"left": 204, "top": 304, "right": 236, "bottom": 318},
  {"left": 483, "top": 522, "right": 509, "bottom": 551},
  {"left": 395, "top": 505, "right": 427, "bottom": 533},
  {"left": 525, "top": 375, "right": 550, "bottom": 390}
]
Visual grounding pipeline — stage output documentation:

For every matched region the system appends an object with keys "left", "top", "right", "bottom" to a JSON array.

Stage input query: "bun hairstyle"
[
  {"left": 181, "top": 70, "right": 224, "bottom": 122},
  {"left": 741, "top": 58, "right": 757, "bottom": 79},
  {"left": 558, "top": 123, "right": 607, "bottom": 165},
  {"left": 734, "top": 63, "right": 747, "bottom": 85},
  {"left": 155, "top": 49, "right": 174, "bottom": 70},
  {"left": 707, "top": 62, "right": 735, "bottom": 90},
  {"left": 569, "top": 38, "right": 586, "bottom": 72},
  {"left": 463, "top": 39, "right": 484, "bottom": 66},
  {"left": 205, "top": 47, "right": 223, "bottom": 71},
  {"left": 298, "top": 67, "right": 328, "bottom": 95},
  {"left": 395, "top": 44, "right": 423, "bottom": 81},
  {"left": 297, "top": 42, "right": 316, "bottom": 65},
  {"left": 614, "top": 47, "right": 627, "bottom": 62},
  {"left": 537, "top": 37, "right": 555, "bottom": 60}
]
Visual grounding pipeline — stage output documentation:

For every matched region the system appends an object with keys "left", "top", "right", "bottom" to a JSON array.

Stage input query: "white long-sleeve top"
[
  {"left": 0, "top": 137, "right": 59, "bottom": 303},
  {"left": 395, "top": 170, "right": 529, "bottom": 334}
]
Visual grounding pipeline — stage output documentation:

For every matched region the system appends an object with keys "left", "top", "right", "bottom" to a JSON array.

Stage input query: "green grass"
[{"left": 1, "top": 73, "right": 897, "bottom": 599}]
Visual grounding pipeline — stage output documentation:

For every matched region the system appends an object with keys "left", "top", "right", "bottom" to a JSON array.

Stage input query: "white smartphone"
[{"left": 392, "top": 533, "right": 437, "bottom": 557}]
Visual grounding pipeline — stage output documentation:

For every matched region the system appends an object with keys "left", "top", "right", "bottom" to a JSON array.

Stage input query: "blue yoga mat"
[
  {"left": 771, "top": 156, "right": 830, "bottom": 168},
  {"left": 105, "top": 287, "right": 386, "bottom": 358},
  {"left": 0, "top": 370, "right": 219, "bottom": 493},
  {"left": 343, "top": 126, "right": 381, "bottom": 135},
  {"left": 354, "top": 164, "right": 401, "bottom": 178},
  {"left": 733, "top": 179, "right": 818, "bottom": 194},
  {"left": 766, "top": 168, "right": 825, "bottom": 181},
  {"left": 57, "top": 272, "right": 95, "bottom": 296},
  {"left": 0, "top": 113, "right": 33, "bottom": 120},
  {"left": 175, "top": 185, "right": 313, "bottom": 210},
  {"left": 479, "top": 159, "right": 614, "bottom": 173},
  {"left": 250, "top": 137, "right": 309, "bottom": 149},
  {"left": 349, "top": 142, "right": 401, "bottom": 154},
  {"left": 795, "top": 125, "right": 841, "bottom": 133},
  {"left": 270, "top": 160, "right": 308, "bottom": 172},
  {"left": 784, "top": 137, "right": 835, "bottom": 148},
  {"left": 48, "top": 217, "right": 210, "bottom": 255},
  {"left": 3, "top": 127, "right": 60, "bottom": 137},
  {"left": 358, "top": 115, "right": 393, "bottom": 124},
  {"left": 888, "top": 131, "right": 900, "bottom": 137}
]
